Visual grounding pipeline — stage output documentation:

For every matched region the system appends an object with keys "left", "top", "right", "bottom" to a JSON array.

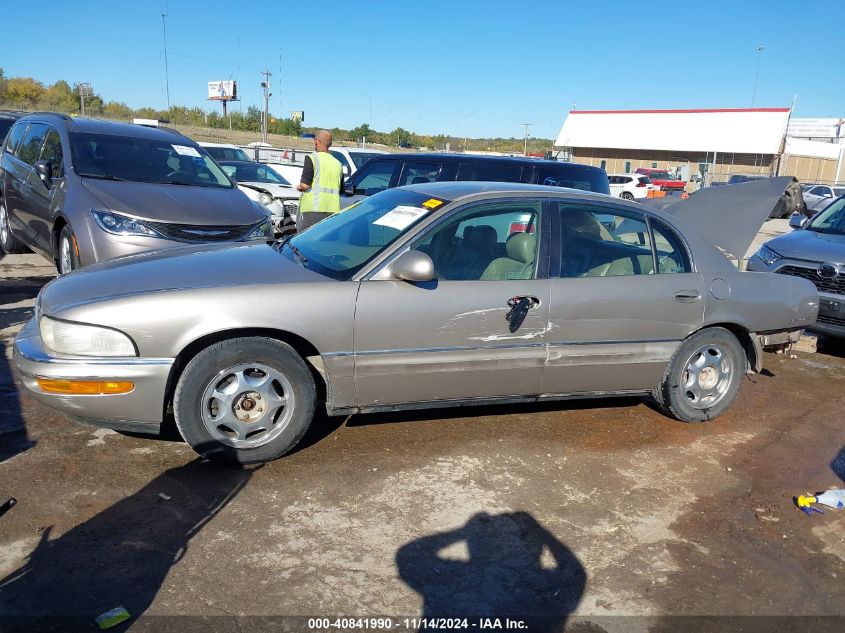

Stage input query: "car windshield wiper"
[
  {"left": 79, "top": 173, "right": 126, "bottom": 181},
  {"left": 286, "top": 242, "right": 308, "bottom": 266}
]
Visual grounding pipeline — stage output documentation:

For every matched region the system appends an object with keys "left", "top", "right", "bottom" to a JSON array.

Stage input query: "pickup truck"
[{"left": 635, "top": 167, "right": 686, "bottom": 192}]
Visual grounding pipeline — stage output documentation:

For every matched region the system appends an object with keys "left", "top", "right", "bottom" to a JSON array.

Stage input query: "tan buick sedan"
[{"left": 14, "top": 180, "right": 817, "bottom": 463}]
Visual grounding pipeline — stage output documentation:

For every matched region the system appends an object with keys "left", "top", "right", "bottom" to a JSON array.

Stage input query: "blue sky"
[{"left": 2, "top": 0, "right": 843, "bottom": 139}]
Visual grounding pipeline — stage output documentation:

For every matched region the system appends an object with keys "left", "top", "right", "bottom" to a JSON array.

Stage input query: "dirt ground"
[{"left": 1, "top": 243, "right": 843, "bottom": 633}]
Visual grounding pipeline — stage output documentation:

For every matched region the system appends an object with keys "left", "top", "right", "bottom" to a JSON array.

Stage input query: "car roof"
[
  {"left": 608, "top": 173, "right": 639, "bottom": 177},
  {"left": 18, "top": 113, "right": 188, "bottom": 141},
  {"left": 337, "top": 147, "right": 385, "bottom": 154},
  {"left": 198, "top": 141, "right": 242, "bottom": 149},
  {"left": 399, "top": 180, "right": 608, "bottom": 199},
  {"left": 366, "top": 152, "right": 605, "bottom": 169}
]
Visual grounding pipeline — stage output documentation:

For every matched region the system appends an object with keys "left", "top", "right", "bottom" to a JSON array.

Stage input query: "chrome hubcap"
[
  {"left": 0, "top": 203, "right": 8, "bottom": 244},
  {"left": 60, "top": 236, "right": 72, "bottom": 275},
  {"left": 682, "top": 344, "right": 733, "bottom": 409},
  {"left": 200, "top": 362, "right": 294, "bottom": 449}
]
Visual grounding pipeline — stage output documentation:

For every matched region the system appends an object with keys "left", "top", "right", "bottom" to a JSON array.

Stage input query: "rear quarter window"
[
  {"left": 4, "top": 121, "right": 28, "bottom": 156},
  {"left": 536, "top": 164, "right": 610, "bottom": 194},
  {"left": 457, "top": 162, "right": 523, "bottom": 183}
]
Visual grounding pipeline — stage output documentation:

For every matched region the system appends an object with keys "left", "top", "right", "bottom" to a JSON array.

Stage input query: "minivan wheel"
[
  {"left": 0, "top": 200, "right": 28, "bottom": 254},
  {"left": 620, "top": 192, "right": 635, "bottom": 201},
  {"left": 173, "top": 337, "right": 316, "bottom": 465},
  {"left": 57, "top": 225, "right": 80, "bottom": 275},
  {"left": 653, "top": 327, "right": 745, "bottom": 423}
]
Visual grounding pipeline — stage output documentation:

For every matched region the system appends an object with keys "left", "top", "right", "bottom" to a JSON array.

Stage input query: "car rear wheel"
[
  {"left": 57, "top": 225, "right": 80, "bottom": 275},
  {"left": 173, "top": 337, "right": 316, "bottom": 465},
  {"left": 653, "top": 327, "right": 745, "bottom": 423},
  {"left": 620, "top": 192, "right": 634, "bottom": 201},
  {"left": 0, "top": 200, "right": 28, "bottom": 254}
]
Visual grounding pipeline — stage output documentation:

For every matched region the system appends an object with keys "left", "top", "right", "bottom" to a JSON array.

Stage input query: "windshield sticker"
[
  {"left": 373, "top": 206, "right": 428, "bottom": 231},
  {"left": 422, "top": 198, "right": 445, "bottom": 209},
  {"left": 172, "top": 144, "right": 201, "bottom": 157}
]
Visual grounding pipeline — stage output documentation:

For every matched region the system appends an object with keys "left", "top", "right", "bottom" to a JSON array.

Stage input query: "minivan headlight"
[
  {"left": 244, "top": 219, "right": 273, "bottom": 241},
  {"left": 91, "top": 210, "right": 161, "bottom": 238},
  {"left": 756, "top": 244, "right": 782, "bottom": 266},
  {"left": 40, "top": 316, "right": 137, "bottom": 357}
]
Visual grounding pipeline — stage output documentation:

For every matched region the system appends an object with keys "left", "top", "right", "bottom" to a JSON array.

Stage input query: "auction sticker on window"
[
  {"left": 172, "top": 144, "right": 201, "bottom": 157},
  {"left": 373, "top": 206, "right": 428, "bottom": 231}
]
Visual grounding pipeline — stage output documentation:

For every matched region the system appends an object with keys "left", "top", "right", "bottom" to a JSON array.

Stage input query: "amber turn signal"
[{"left": 36, "top": 378, "right": 134, "bottom": 395}]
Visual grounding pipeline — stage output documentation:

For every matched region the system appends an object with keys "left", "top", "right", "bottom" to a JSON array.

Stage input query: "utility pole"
[
  {"left": 751, "top": 44, "right": 765, "bottom": 108},
  {"left": 458, "top": 108, "right": 476, "bottom": 153},
  {"left": 161, "top": 10, "right": 171, "bottom": 110},
  {"left": 261, "top": 70, "right": 272, "bottom": 143},
  {"left": 521, "top": 123, "right": 532, "bottom": 156},
  {"left": 78, "top": 83, "right": 92, "bottom": 116}
]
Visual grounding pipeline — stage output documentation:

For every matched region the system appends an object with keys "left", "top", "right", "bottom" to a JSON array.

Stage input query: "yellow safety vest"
[{"left": 300, "top": 152, "right": 342, "bottom": 213}]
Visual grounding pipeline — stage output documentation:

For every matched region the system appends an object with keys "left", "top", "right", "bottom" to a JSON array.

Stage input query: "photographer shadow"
[{"left": 397, "top": 512, "right": 585, "bottom": 632}]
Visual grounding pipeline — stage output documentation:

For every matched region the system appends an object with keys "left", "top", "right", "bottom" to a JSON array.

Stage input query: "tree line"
[{"left": 0, "top": 69, "right": 552, "bottom": 153}]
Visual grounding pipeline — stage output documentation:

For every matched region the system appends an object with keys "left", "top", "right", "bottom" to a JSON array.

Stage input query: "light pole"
[
  {"left": 458, "top": 108, "right": 476, "bottom": 153},
  {"left": 161, "top": 10, "right": 171, "bottom": 110},
  {"left": 751, "top": 44, "right": 765, "bottom": 108},
  {"left": 521, "top": 122, "right": 532, "bottom": 156}
]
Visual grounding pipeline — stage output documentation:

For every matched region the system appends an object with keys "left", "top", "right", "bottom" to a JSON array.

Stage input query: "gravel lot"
[{"left": 1, "top": 223, "right": 844, "bottom": 631}]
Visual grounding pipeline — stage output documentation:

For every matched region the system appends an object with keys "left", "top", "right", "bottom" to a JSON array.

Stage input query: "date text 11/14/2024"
[{"left": 307, "top": 618, "right": 529, "bottom": 630}]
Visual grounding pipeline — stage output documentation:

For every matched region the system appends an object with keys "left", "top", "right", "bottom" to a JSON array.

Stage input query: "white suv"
[{"left": 608, "top": 174, "right": 654, "bottom": 200}]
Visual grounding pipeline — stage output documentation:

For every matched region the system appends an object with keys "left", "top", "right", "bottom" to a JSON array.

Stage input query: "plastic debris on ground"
[
  {"left": 795, "top": 489, "right": 845, "bottom": 515},
  {"left": 95, "top": 606, "right": 131, "bottom": 629}
]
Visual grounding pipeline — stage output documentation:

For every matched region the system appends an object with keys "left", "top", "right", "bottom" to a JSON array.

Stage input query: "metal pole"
[
  {"left": 79, "top": 84, "right": 85, "bottom": 116},
  {"left": 521, "top": 123, "right": 532, "bottom": 156},
  {"left": 161, "top": 11, "right": 170, "bottom": 110},
  {"left": 261, "top": 70, "right": 271, "bottom": 143},
  {"left": 751, "top": 44, "right": 765, "bottom": 108}
]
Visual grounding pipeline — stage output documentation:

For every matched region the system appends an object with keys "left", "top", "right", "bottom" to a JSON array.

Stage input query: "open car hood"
[{"left": 661, "top": 176, "right": 797, "bottom": 263}]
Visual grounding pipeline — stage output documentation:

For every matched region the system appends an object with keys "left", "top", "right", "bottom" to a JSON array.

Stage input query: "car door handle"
[
  {"left": 505, "top": 296, "right": 540, "bottom": 333},
  {"left": 674, "top": 290, "right": 701, "bottom": 303}
]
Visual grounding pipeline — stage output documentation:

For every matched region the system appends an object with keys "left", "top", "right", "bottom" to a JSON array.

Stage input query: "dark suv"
[
  {"left": 342, "top": 153, "right": 609, "bottom": 207},
  {"left": 0, "top": 114, "right": 270, "bottom": 273}
]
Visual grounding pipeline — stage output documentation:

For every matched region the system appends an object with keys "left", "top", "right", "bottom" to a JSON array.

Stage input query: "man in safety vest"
[{"left": 296, "top": 129, "right": 344, "bottom": 231}]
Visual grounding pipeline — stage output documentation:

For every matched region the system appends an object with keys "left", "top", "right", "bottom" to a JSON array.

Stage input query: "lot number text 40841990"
[{"left": 307, "top": 617, "right": 528, "bottom": 630}]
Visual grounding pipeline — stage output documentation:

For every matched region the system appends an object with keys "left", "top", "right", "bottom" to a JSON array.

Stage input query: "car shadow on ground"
[
  {"left": 0, "top": 339, "right": 34, "bottom": 463},
  {"left": 0, "top": 452, "right": 254, "bottom": 629},
  {"left": 832, "top": 445, "right": 845, "bottom": 483},
  {"left": 397, "top": 511, "right": 585, "bottom": 631},
  {"left": 816, "top": 333, "right": 845, "bottom": 359}
]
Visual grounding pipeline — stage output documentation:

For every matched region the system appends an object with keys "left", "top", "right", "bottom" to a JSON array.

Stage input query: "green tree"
[
  {"left": 102, "top": 101, "right": 134, "bottom": 120},
  {"left": 0, "top": 68, "right": 7, "bottom": 103},
  {"left": 349, "top": 123, "right": 373, "bottom": 143},
  {"left": 39, "top": 80, "right": 77, "bottom": 112},
  {"left": 5, "top": 77, "right": 45, "bottom": 108}
]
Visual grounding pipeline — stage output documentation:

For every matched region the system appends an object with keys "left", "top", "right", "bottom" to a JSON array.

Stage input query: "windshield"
[
  {"left": 220, "top": 162, "right": 289, "bottom": 185},
  {"left": 807, "top": 197, "right": 845, "bottom": 235},
  {"left": 205, "top": 146, "right": 250, "bottom": 162},
  {"left": 281, "top": 189, "right": 449, "bottom": 280},
  {"left": 834, "top": 187, "right": 845, "bottom": 197},
  {"left": 70, "top": 132, "right": 232, "bottom": 188},
  {"left": 349, "top": 152, "right": 378, "bottom": 169}
]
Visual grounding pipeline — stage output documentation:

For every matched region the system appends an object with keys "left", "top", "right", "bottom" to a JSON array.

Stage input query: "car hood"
[
  {"left": 39, "top": 242, "right": 327, "bottom": 316},
  {"left": 82, "top": 179, "right": 266, "bottom": 225},
  {"left": 662, "top": 176, "right": 796, "bottom": 263},
  {"left": 238, "top": 182, "right": 300, "bottom": 199},
  {"left": 766, "top": 228, "right": 845, "bottom": 264}
]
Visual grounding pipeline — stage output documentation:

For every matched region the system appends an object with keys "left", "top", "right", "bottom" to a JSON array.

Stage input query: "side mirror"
[
  {"left": 389, "top": 250, "right": 434, "bottom": 282},
  {"left": 34, "top": 160, "right": 53, "bottom": 186},
  {"left": 343, "top": 182, "right": 355, "bottom": 197},
  {"left": 789, "top": 212, "right": 806, "bottom": 229}
]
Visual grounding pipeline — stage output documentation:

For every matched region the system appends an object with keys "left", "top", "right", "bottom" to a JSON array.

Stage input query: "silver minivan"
[{"left": 0, "top": 114, "right": 271, "bottom": 273}]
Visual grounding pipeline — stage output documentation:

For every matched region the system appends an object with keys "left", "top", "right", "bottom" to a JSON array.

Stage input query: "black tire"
[
  {"left": 0, "top": 198, "right": 28, "bottom": 254},
  {"left": 652, "top": 327, "right": 746, "bottom": 423},
  {"left": 173, "top": 337, "right": 316, "bottom": 465},
  {"left": 620, "top": 192, "right": 635, "bottom": 201},
  {"left": 57, "top": 224, "right": 80, "bottom": 275}
]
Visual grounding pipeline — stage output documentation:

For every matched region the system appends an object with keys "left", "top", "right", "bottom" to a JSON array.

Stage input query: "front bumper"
[{"left": 13, "top": 317, "right": 174, "bottom": 433}]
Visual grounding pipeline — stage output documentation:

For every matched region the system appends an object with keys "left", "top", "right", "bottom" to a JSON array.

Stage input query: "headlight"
[
  {"left": 91, "top": 210, "right": 161, "bottom": 238},
  {"left": 244, "top": 220, "right": 273, "bottom": 241},
  {"left": 756, "top": 244, "right": 782, "bottom": 266},
  {"left": 258, "top": 192, "right": 273, "bottom": 207},
  {"left": 40, "top": 316, "right": 137, "bottom": 357}
]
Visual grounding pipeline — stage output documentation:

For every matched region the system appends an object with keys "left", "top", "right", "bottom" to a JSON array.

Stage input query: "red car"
[{"left": 635, "top": 167, "right": 686, "bottom": 192}]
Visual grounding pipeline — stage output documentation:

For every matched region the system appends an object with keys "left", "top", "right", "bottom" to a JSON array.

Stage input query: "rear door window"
[
  {"left": 16, "top": 123, "right": 49, "bottom": 166},
  {"left": 536, "top": 164, "right": 610, "bottom": 194},
  {"left": 457, "top": 161, "right": 523, "bottom": 183},
  {"left": 399, "top": 161, "right": 441, "bottom": 186},
  {"left": 4, "top": 121, "right": 29, "bottom": 156},
  {"left": 39, "top": 128, "right": 64, "bottom": 177}
]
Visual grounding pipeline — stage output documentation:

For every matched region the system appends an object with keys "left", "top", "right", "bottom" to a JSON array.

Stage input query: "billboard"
[
  {"left": 208, "top": 81, "right": 238, "bottom": 101},
  {"left": 788, "top": 117, "right": 845, "bottom": 139},
  {"left": 291, "top": 110, "right": 304, "bottom": 122}
]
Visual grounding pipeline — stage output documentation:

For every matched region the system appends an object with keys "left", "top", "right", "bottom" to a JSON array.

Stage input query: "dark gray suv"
[{"left": 0, "top": 114, "right": 271, "bottom": 273}]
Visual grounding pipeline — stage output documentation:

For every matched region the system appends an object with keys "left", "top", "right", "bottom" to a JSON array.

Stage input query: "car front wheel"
[
  {"left": 653, "top": 327, "right": 745, "bottom": 423},
  {"left": 57, "top": 225, "right": 80, "bottom": 275},
  {"left": 620, "top": 192, "right": 634, "bottom": 201},
  {"left": 173, "top": 337, "right": 316, "bottom": 464},
  {"left": 0, "top": 199, "right": 28, "bottom": 254}
]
